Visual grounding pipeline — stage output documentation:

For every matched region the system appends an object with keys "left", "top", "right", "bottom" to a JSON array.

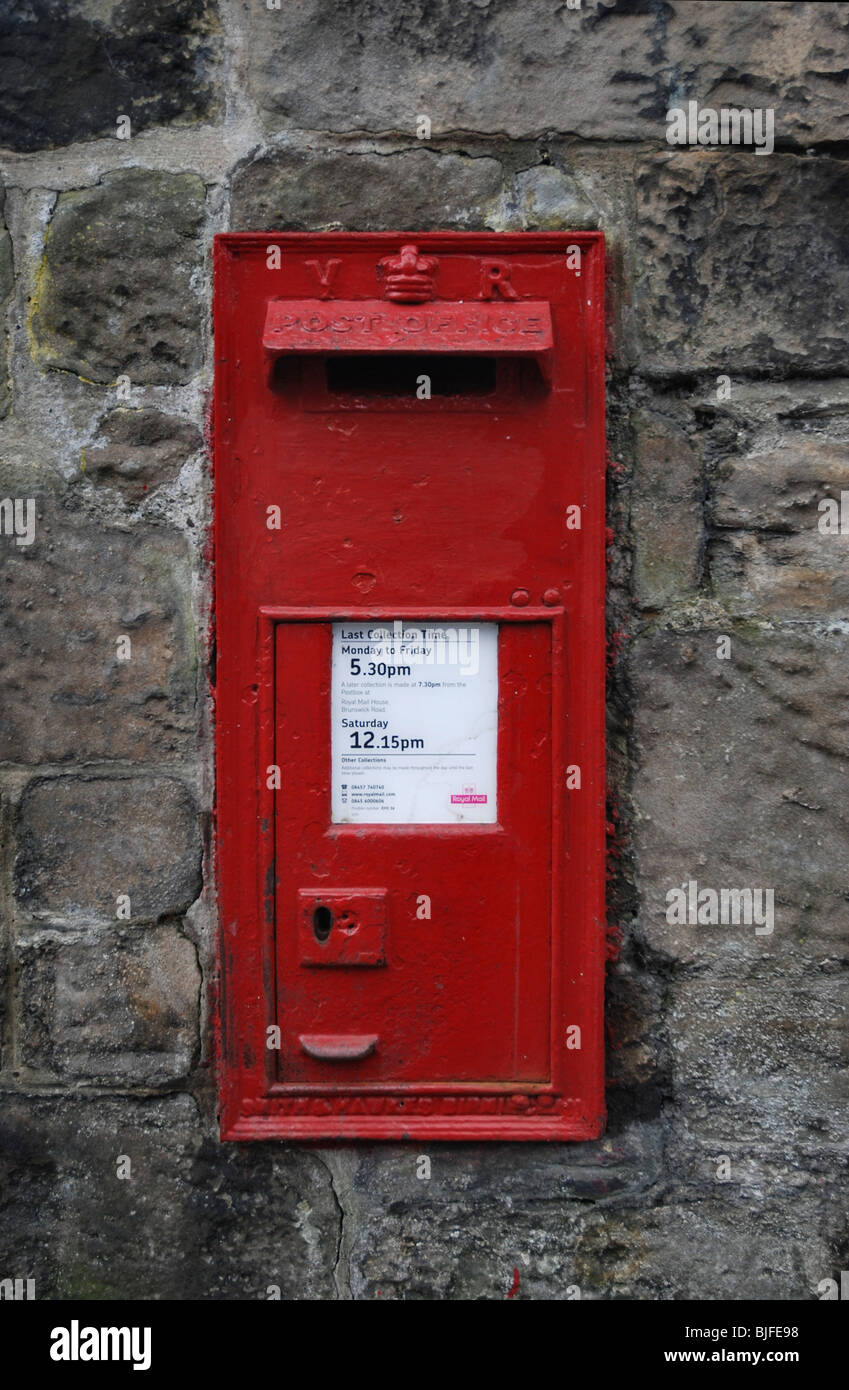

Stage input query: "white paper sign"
[{"left": 331, "top": 621, "right": 498, "bottom": 824}]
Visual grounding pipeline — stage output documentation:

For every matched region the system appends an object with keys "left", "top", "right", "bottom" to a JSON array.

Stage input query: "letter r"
[{"left": 478, "top": 260, "right": 519, "bottom": 300}]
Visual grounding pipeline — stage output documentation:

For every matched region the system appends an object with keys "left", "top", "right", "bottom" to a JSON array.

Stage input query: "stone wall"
[{"left": 1, "top": 0, "right": 847, "bottom": 1300}]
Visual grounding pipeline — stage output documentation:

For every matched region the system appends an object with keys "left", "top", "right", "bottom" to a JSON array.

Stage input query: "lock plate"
[{"left": 298, "top": 888, "right": 387, "bottom": 967}]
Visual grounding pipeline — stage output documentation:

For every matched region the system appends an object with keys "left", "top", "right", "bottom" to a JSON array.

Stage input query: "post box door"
[
  {"left": 214, "top": 231, "right": 606, "bottom": 1141},
  {"left": 274, "top": 615, "right": 554, "bottom": 1084}
]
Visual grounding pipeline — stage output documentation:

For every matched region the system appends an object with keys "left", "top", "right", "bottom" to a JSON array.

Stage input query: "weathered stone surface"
[
  {"left": 15, "top": 776, "right": 202, "bottom": 925},
  {"left": 247, "top": 0, "right": 849, "bottom": 145},
  {"left": 635, "top": 153, "right": 849, "bottom": 376},
  {"left": 17, "top": 926, "right": 199, "bottom": 1083},
  {"left": 625, "top": 378, "right": 849, "bottom": 617},
  {"left": 230, "top": 147, "right": 504, "bottom": 231},
  {"left": 0, "top": 794, "right": 7, "bottom": 1071},
  {"left": 0, "top": 1088, "right": 834, "bottom": 1298},
  {"left": 489, "top": 151, "right": 637, "bottom": 359},
  {"left": 0, "top": 499, "right": 196, "bottom": 763},
  {"left": 340, "top": 1127, "right": 666, "bottom": 1297},
  {"left": 632, "top": 407, "right": 703, "bottom": 608},
  {"left": 710, "top": 436, "right": 849, "bottom": 618},
  {"left": 711, "top": 531, "right": 849, "bottom": 619},
  {"left": 0, "top": 1095, "right": 339, "bottom": 1298},
  {"left": 354, "top": 1120, "right": 663, "bottom": 1208},
  {"left": 338, "top": 1136, "right": 843, "bottom": 1297},
  {"left": 31, "top": 170, "right": 206, "bottom": 385},
  {"left": 566, "top": 1197, "right": 833, "bottom": 1301},
  {"left": 248, "top": 0, "right": 660, "bottom": 142},
  {"left": 188, "top": 1145, "right": 341, "bottom": 1300},
  {"left": 631, "top": 629, "right": 849, "bottom": 972},
  {"left": 647, "top": 377, "right": 849, "bottom": 469},
  {"left": 83, "top": 409, "right": 203, "bottom": 501},
  {"left": 666, "top": 1125, "right": 846, "bottom": 1194},
  {"left": 666, "top": 0, "right": 849, "bottom": 148},
  {"left": 0, "top": 0, "right": 221, "bottom": 153},
  {"left": 493, "top": 164, "right": 611, "bottom": 232},
  {"left": 668, "top": 977, "right": 848, "bottom": 1146},
  {"left": 0, "top": 183, "right": 12, "bottom": 419},
  {"left": 0, "top": 0, "right": 846, "bottom": 1306},
  {"left": 714, "top": 437, "right": 849, "bottom": 534},
  {"left": 344, "top": 1180, "right": 828, "bottom": 1299},
  {"left": 605, "top": 958, "right": 669, "bottom": 1119}
]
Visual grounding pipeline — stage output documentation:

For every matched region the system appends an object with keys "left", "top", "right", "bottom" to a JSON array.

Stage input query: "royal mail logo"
[{"left": 451, "top": 785, "right": 488, "bottom": 804}]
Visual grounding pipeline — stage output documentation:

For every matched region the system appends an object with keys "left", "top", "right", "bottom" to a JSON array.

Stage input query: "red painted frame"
[{"left": 213, "top": 232, "right": 606, "bottom": 1140}]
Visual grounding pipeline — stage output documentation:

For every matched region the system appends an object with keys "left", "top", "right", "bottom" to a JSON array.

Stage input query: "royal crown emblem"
[{"left": 377, "top": 243, "right": 438, "bottom": 303}]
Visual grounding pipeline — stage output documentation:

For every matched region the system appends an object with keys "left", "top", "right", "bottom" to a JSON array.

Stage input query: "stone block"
[
  {"left": 230, "top": 146, "right": 504, "bottom": 232},
  {"left": 635, "top": 153, "right": 849, "bottom": 376},
  {"left": 632, "top": 407, "right": 703, "bottom": 608},
  {"left": 631, "top": 628, "right": 849, "bottom": 971},
  {"left": 15, "top": 775, "right": 202, "bottom": 925},
  {"left": 567, "top": 1196, "right": 833, "bottom": 1301},
  {"left": 0, "top": 499, "right": 196, "bottom": 764},
  {"left": 668, "top": 977, "right": 848, "bottom": 1146},
  {"left": 0, "top": 0, "right": 221, "bottom": 152},
  {"left": 711, "top": 436, "right": 849, "bottom": 618},
  {"left": 246, "top": 1, "right": 849, "bottom": 145},
  {"left": 31, "top": 170, "right": 206, "bottom": 385},
  {"left": 83, "top": 409, "right": 203, "bottom": 502},
  {"left": 0, "top": 1094, "right": 337, "bottom": 1298},
  {"left": 17, "top": 926, "right": 200, "bottom": 1084}
]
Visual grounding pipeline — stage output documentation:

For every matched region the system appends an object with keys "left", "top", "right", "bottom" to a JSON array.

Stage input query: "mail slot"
[{"left": 214, "top": 232, "right": 606, "bottom": 1140}]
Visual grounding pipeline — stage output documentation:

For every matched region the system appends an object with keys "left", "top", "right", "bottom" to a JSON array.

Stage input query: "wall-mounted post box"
[{"left": 214, "top": 232, "right": 606, "bottom": 1140}]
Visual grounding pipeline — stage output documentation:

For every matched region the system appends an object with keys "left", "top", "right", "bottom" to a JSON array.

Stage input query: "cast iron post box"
[{"left": 214, "top": 232, "right": 606, "bottom": 1140}]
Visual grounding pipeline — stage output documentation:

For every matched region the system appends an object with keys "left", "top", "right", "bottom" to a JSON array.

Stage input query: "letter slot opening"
[{"left": 326, "top": 354, "right": 497, "bottom": 398}]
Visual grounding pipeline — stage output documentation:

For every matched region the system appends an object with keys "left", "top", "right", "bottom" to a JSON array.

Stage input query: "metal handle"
[{"left": 299, "top": 1033, "right": 378, "bottom": 1061}]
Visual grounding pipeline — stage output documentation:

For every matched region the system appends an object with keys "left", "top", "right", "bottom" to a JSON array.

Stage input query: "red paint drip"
[
  {"left": 507, "top": 1268, "right": 520, "bottom": 1299},
  {"left": 605, "top": 798, "right": 629, "bottom": 964},
  {"left": 607, "top": 627, "right": 629, "bottom": 671}
]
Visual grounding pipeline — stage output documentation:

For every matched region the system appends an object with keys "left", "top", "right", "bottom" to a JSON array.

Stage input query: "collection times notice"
[{"left": 331, "top": 621, "right": 498, "bottom": 824}]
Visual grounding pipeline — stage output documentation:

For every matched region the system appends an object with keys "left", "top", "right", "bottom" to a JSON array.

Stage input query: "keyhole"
[{"left": 312, "top": 905, "right": 333, "bottom": 943}]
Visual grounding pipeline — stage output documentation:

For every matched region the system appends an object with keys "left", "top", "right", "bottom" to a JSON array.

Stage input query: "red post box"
[{"left": 214, "top": 232, "right": 606, "bottom": 1140}]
